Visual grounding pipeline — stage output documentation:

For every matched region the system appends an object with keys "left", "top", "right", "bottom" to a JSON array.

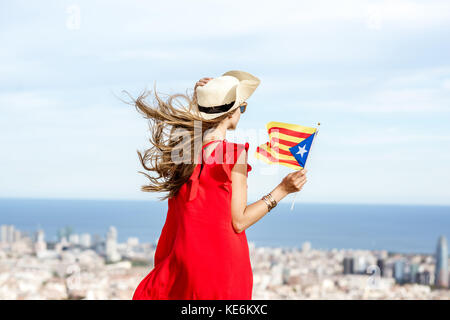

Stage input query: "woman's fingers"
[
  {"left": 200, "top": 78, "right": 212, "bottom": 85},
  {"left": 195, "top": 77, "right": 213, "bottom": 90},
  {"left": 293, "top": 169, "right": 307, "bottom": 179},
  {"left": 294, "top": 175, "right": 307, "bottom": 186},
  {"left": 295, "top": 180, "right": 307, "bottom": 191},
  {"left": 294, "top": 176, "right": 307, "bottom": 188},
  {"left": 293, "top": 169, "right": 307, "bottom": 191},
  {"left": 200, "top": 77, "right": 213, "bottom": 83},
  {"left": 281, "top": 168, "right": 308, "bottom": 193}
]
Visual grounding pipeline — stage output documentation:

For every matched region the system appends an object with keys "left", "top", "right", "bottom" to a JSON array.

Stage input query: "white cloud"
[
  {"left": 259, "top": 66, "right": 450, "bottom": 113},
  {"left": 337, "top": 131, "right": 450, "bottom": 146},
  {"left": 361, "top": 88, "right": 450, "bottom": 112},
  {"left": 442, "top": 79, "right": 450, "bottom": 90},
  {"left": 365, "top": 1, "right": 450, "bottom": 27}
]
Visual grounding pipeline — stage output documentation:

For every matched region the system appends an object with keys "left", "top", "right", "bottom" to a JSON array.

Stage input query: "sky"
[{"left": 0, "top": 0, "right": 450, "bottom": 206}]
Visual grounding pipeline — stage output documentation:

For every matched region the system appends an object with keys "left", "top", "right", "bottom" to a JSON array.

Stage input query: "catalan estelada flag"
[{"left": 255, "top": 121, "right": 318, "bottom": 170}]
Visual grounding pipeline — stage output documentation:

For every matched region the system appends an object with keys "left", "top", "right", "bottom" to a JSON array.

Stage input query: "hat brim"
[{"left": 195, "top": 70, "right": 260, "bottom": 120}]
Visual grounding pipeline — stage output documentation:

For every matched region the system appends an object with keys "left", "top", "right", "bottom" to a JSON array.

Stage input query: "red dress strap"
[
  {"left": 185, "top": 139, "right": 226, "bottom": 202},
  {"left": 202, "top": 139, "right": 223, "bottom": 148},
  {"left": 221, "top": 141, "right": 252, "bottom": 182}
]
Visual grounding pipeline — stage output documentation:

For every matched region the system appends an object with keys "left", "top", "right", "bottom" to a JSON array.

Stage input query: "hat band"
[{"left": 198, "top": 101, "right": 235, "bottom": 114}]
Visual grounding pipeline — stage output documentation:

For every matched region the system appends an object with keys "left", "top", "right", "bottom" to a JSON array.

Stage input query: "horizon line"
[{"left": 0, "top": 196, "right": 449, "bottom": 208}]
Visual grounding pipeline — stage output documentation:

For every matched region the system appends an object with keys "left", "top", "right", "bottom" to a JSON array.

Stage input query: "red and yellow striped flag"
[{"left": 254, "top": 121, "right": 317, "bottom": 170}]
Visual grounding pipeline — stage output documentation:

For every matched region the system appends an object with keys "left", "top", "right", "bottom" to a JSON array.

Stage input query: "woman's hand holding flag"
[{"left": 254, "top": 121, "right": 320, "bottom": 210}]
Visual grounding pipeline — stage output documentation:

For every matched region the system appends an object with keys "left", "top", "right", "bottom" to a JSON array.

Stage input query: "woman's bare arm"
[{"left": 230, "top": 148, "right": 307, "bottom": 233}]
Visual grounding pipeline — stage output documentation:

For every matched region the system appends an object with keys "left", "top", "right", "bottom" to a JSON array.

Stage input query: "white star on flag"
[{"left": 296, "top": 144, "right": 308, "bottom": 157}]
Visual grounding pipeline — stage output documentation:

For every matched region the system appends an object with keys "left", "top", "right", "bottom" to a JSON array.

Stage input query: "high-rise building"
[
  {"left": 0, "top": 225, "right": 17, "bottom": 244},
  {"left": 106, "top": 226, "right": 121, "bottom": 263},
  {"left": 34, "top": 229, "right": 47, "bottom": 254},
  {"left": 409, "top": 263, "right": 419, "bottom": 284},
  {"left": 35, "top": 229, "right": 45, "bottom": 243},
  {"left": 6, "top": 225, "right": 14, "bottom": 243},
  {"left": 343, "top": 257, "right": 354, "bottom": 275},
  {"left": 0, "top": 225, "right": 7, "bottom": 243},
  {"left": 435, "top": 235, "right": 449, "bottom": 288},
  {"left": 418, "top": 270, "right": 431, "bottom": 286},
  {"left": 376, "top": 258, "right": 385, "bottom": 277},
  {"left": 14, "top": 230, "right": 21, "bottom": 242},
  {"left": 69, "top": 234, "right": 80, "bottom": 245},
  {"left": 354, "top": 256, "right": 366, "bottom": 274},
  {"left": 393, "top": 260, "right": 405, "bottom": 284},
  {"left": 80, "top": 233, "right": 91, "bottom": 248},
  {"left": 92, "top": 234, "right": 102, "bottom": 252}
]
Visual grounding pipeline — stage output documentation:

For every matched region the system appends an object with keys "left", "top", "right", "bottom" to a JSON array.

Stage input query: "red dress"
[{"left": 132, "top": 139, "right": 253, "bottom": 300}]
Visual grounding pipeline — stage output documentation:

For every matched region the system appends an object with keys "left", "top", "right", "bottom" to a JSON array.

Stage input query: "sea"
[{"left": 1, "top": 198, "right": 449, "bottom": 255}]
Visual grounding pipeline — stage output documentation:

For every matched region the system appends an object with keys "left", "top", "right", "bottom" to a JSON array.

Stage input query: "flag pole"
[{"left": 290, "top": 122, "right": 320, "bottom": 211}]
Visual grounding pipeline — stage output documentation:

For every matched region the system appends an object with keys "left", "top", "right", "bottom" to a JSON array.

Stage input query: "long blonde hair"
[{"left": 124, "top": 84, "right": 233, "bottom": 201}]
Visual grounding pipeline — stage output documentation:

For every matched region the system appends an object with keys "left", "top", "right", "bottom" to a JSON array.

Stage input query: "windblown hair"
[{"left": 123, "top": 83, "right": 234, "bottom": 201}]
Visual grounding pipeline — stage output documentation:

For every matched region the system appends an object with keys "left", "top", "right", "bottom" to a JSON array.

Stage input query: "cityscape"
[{"left": 0, "top": 224, "right": 449, "bottom": 300}]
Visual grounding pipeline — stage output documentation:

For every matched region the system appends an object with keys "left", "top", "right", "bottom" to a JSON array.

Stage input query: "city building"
[
  {"left": 418, "top": 270, "right": 431, "bottom": 286},
  {"left": 409, "top": 263, "right": 419, "bottom": 284},
  {"left": 0, "top": 225, "right": 19, "bottom": 243},
  {"left": 0, "top": 225, "right": 7, "bottom": 243},
  {"left": 435, "top": 235, "right": 449, "bottom": 288},
  {"left": 376, "top": 258, "right": 385, "bottom": 277},
  {"left": 105, "top": 226, "right": 121, "bottom": 263},
  {"left": 69, "top": 234, "right": 80, "bottom": 245},
  {"left": 34, "top": 229, "right": 47, "bottom": 255},
  {"left": 1, "top": 224, "right": 450, "bottom": 299},
  {"left": 343, "top": 257, "right": 354, "bottom": 275},
  {"left": 80, "top": 233, "right": 92, "bottom": 248},
  {"left": 393, "top": 260, "right": 405, "bottom": 284},
  {"left": 354, "top": 256, "right": 366, "bottom": 274}
]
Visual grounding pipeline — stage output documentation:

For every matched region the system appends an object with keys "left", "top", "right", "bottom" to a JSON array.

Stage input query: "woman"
[{"left": 131, "top": 70, "right": 307, "bottom": 300}]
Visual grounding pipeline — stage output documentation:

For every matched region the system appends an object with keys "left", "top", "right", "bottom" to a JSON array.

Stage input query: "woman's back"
[{"left": 132, "top": 139, "right": 253, "bottom": 300}]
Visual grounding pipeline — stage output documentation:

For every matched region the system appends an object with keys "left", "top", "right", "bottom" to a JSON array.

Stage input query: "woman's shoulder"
[
  {"left": 221, "top": 140, "right": 252, "bottom": 177},
  {"left": 222, "top": 139, "right": 250, "bottom": 152},
  {"left": 222, "top": 140, "right": 250, "bottom": 161}
]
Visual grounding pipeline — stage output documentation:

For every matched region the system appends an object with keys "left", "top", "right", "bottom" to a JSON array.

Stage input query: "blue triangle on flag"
[{"left": 288, "top": 132, "right": 315, "bottom": 168}]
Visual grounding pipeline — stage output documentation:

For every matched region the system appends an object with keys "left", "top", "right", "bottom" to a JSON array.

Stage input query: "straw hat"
[{"left": 194, "top": 70, "right": 261, "bottom": 120}]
